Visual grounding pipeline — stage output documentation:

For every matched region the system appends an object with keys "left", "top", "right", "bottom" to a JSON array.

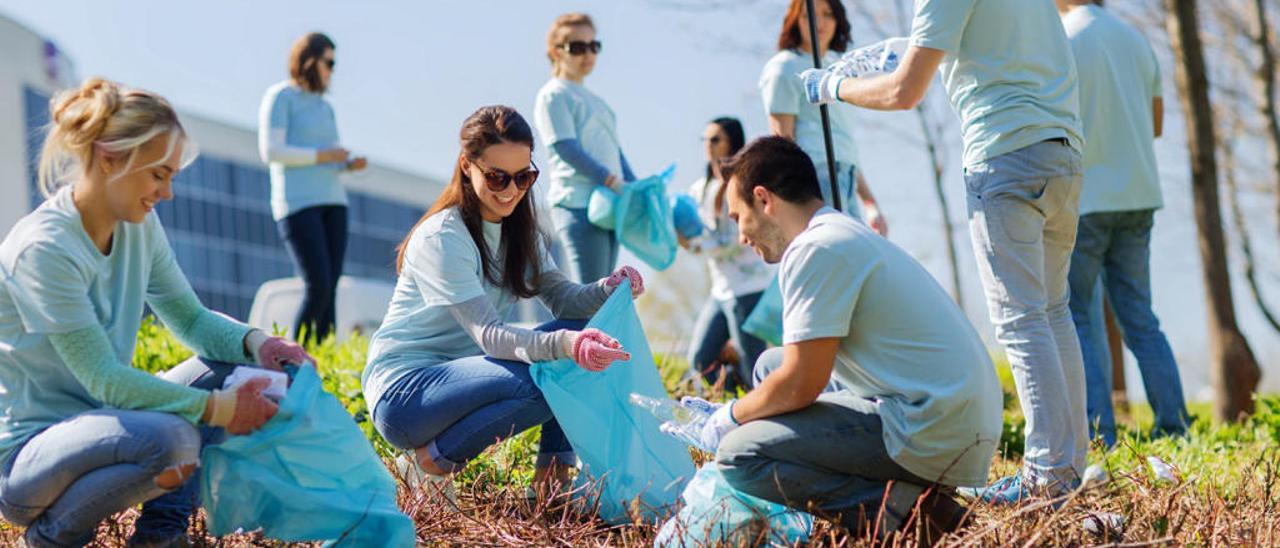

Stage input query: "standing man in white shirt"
[{"left": 1058, "top": 0, "right": 1189, "bottom": 449}]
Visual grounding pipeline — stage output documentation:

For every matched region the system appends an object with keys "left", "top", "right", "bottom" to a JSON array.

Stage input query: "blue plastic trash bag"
[
  {"left": 671, "top": 194, "right": 703, "bottom": 240},
  {"left": 531, "top": 279, "right": 696, "bottom": 524},
  {"left": 614, "top": 164, "right": 679, "bottom": 270},
  {"left": 741, "top": 276, "right": 783, "bottom": 347},
  {"left": 655, "top": 463, "right": 814, "bottom": 547},
  {"left": 200, "top": 366, "right": 415, "bottom": 547},
  {"left": 588, "top": 186, "right": 619, "bottom": 230}
]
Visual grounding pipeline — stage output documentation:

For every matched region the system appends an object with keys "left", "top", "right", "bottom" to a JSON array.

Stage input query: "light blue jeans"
[
  {"left": 964, "top": 139, "right": 1087, "bottom": 490},
  {"left": 0, "top": 357, "right": 238, "bottom": 547},
  {"left": 551, "top": 206, "right": 619, "bottom": 284},
  {"left": 717, "top": 348, "right": 933, "bottom": 532},
  {"left": 687, "top": 291, "right": 768, "bottom": 393},
  {"left": 1068, "top": 209, "right": 1189, "bottom": 447},
  {"left": 815, "top": 162, "right": 864, "bottom": 222},
  {"left": 371, "top": 319, "right": 581, "bottom": 472}
]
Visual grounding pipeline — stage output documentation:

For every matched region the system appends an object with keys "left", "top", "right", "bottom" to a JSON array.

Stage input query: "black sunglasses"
[
  {"left": 475, "top": 160, "right": 540, "bottom": 192},
  {"left": 703, "top": 135, "right": 723, "bottom": 145},
  {"left": 559, "top": 40, "right": 602, "bottom": 56},
  {"left": 322, "top": 58, "right": 335, "bottom": 69}
]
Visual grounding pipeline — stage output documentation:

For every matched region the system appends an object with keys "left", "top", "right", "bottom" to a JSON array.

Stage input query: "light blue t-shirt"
[
  {"left": 260, "top": 81, "right": 348, "bottom": 221},
  {"left": 910, "top": 0, "right": 1084, "bottom": 167},
  {"left": 362, "top": 208, "right": 551, "bottom": 408},
  {"left": 779, "top": 208, "right": 1002, "bottom": 487},
  {"left": 1064, "top": 5, "right": 1163, "bottom": 215},
  {"left": 0, "top": 186, "right": 198, "bottom": 464},
  {"left": 760, "top": 49, "right": 860, "bottom": 167},
  {"left": 534, "top": 78, "right": 624, "bottom": 209}
]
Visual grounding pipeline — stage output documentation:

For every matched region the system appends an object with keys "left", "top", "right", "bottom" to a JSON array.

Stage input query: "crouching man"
[{"left": 697, "top": 136, "right": 1003, "bottom": 541}]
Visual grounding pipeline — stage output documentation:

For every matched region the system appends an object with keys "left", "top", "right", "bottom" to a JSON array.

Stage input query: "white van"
[{"left": 247, "top": 276, "right": 396, "bottom": 341}]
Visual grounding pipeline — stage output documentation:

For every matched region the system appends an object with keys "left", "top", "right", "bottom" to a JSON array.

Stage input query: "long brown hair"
[
  {"left": 395, "top": 106, "right": 546, "bottom": 299},
  {"left": 776, "top": 0, "right": 851, "bottom": 53},
  {"left": 288, "top": 32, "right": 335, "bottom": 93}
]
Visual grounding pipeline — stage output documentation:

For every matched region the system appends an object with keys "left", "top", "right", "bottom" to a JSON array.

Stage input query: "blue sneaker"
[{"left": 957, "top": 474, "right": 1029, "bottom": 506}]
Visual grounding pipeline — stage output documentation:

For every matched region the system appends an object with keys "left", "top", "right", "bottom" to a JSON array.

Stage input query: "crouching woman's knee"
[{"left": 147, "top": 417, "right": 202, "bottom": 490}]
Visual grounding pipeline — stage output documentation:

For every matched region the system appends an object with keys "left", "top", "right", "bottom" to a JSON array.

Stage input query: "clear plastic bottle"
[
  {"left": 629, "top": 393, "right": 709, "bottom": 428},
  {"left": 837, "top": 37, "right": 911, "bottom": 78}
]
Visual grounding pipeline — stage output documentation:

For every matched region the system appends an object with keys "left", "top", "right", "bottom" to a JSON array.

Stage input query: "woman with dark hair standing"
[
  {"left": 759, "top": 0, "right": 888, "bottom": 235},
  {"left": 363, "top": 106, "right": 643, "bottom": 499},
  {"left": 681, "top": 118, "right": 774, "bottom": 393},
  {"left": 534, "top": 12, "right": 637, "bottom": 283},
  {"left": 258, "top": 32, "right": 367, "bottom": 343}
]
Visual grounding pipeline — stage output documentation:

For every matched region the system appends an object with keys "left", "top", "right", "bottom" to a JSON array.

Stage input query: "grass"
[{"left": 2, "top": 320, "right": 1278, "bottom": 546}]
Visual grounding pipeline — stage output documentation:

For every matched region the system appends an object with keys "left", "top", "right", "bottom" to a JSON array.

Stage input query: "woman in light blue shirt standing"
[
  {"left": 0, "top": 78, "right": 314, "bottom": 547},
  {"left": 759, "top": 0, "right": 887, "bottom": 235},
  {"left": 534, "top": 12, "right": 637, "bottom": 283},
  {"left": 258, "top": 32, "right": 367, "bottom": 343},
  {"left": 363, "top": 106, "right": 643, "bottom": 500}
]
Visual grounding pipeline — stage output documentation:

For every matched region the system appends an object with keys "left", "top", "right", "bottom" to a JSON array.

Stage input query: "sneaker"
[
  {"left": 395, "top": 454, "right": 457, "bottom": 506},
  {"left": 957, "top": 474, "right": 1029, "bottom": 506}
]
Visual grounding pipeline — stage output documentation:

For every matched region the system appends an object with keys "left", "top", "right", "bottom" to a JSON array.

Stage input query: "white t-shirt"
[
  {"left": 780, "top": 208, "right": 1002, "bottom": 486},
  {"left": 759, "top": 49, "right": 861, "bottom": 167},
  {"left": 686, "top": 176, "right": 775, "bottom": 301},
  {"left": 534, "top": 78, "right": 624, "bottom": 209},
  {"left": 1063, "top": 5, "right": 1163, "bottom": 214},
  {"left": 362, "top": 208, "right": 554, "bottom": 408}
]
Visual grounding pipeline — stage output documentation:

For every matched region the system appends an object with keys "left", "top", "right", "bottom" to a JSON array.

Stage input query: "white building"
[{"left": 0, "top": 13, "right": 446, "bottom": 322}]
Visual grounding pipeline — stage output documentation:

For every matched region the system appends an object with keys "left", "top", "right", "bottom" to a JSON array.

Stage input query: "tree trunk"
[
  {"left": 1164, "top": 0, "right": 1262, "bottom": 421},
  {"left": 1250, "top": 0, "right": 1280, "bottom": 239},
  {"left": 914, "top": 105, "right": 964, "bottom": 310},
  {"left": 1104, "top": 299, "right": 1128, "bottom": 411}
]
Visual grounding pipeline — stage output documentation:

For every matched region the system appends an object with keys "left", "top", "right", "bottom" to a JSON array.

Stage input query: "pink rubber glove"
[
  {"left": 257, "top": 336, "right": 315, "bottom": 370},
  {"left": 603, "top": 265, "right": 645, "bottom": 298},
  {"left": 571, "top": 328, "right": 630, "bottom": 372}
]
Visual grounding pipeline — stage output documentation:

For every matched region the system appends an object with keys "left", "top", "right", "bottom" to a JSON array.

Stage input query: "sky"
[{"left": 2, "top": 0, "right": 1277, "bottom": 400}]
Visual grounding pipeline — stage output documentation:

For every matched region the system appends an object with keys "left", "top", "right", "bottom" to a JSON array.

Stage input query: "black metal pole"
[{"left": 804, "top": 0, "right": 843, "bottom": 212}]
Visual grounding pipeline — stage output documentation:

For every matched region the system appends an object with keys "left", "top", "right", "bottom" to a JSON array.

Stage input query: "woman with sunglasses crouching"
[
  {"left": 362, "top": 106, "right": 644, "bottom": 501},
  {"left": 534, "top": 12, "right": 636, "bottom": 283}
]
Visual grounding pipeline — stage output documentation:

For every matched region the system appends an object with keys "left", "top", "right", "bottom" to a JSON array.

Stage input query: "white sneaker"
[{"left": 395, "top": 454, "right": 457, "bottom": 506}]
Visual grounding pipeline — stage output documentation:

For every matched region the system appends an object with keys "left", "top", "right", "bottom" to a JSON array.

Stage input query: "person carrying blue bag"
[
  {"left": 362, "top": 105, "right": 644, "bottom": 502},
  {"left": 663, "top": 137, "right": 1003, "bottom": 543},
  {"left": 535, "top": 12, "right": 639, "bottom": 284},
  {"left": 0, "top": 78, "right": 316, "bottom": 547}
]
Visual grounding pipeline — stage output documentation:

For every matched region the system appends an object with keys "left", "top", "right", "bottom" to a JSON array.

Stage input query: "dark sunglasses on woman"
[
  {"left": 476, "top": 160, "right": 540, "bottom": 192},
  {"left": 560, "top": 40, "right": 603, "bottom": 56}
]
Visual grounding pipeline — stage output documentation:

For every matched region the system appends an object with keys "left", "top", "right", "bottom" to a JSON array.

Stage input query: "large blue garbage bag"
[
  {"left": 615, "top": 164, "right": 679, "bottom": 270},
  {"left": 200, "top": 366, "right": 415, "bottom": 547},
  {"left": 655, "top": 463, "right": 814, "bottom": 547},
  {"left": 531, "top": 279, "right": 696, "bottom": 524},
  {"left": 741, "top": 276, "right": 783, "bottom": 347}
]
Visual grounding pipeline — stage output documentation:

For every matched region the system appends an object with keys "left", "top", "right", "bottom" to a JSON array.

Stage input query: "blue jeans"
[
  {"left": 551, "top": 206, "right": 618, "bottom": 284},
  {"left": 687, "top": 291, "right": 768, "bottom": 393},
  {"left": 717, "top": 348, "right": 932, "bottom": 532},
  {"left": 371, "top": 320, "right": 582, "bottom": 472},
  {"left": 1068, "top": 210, "right": 1189, "bottom": 447},
  {"left": 815, "top": 162, "right": 863, "bottom": 221},
  {"left": 278, "top": 205, "right": 348, "bottom": 342},
  {"left": 964, "top": 140, "right": 1087, "bottom": 490},
  {"left": 0, "top": 357, "right": 238, "bottom": 547}
]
